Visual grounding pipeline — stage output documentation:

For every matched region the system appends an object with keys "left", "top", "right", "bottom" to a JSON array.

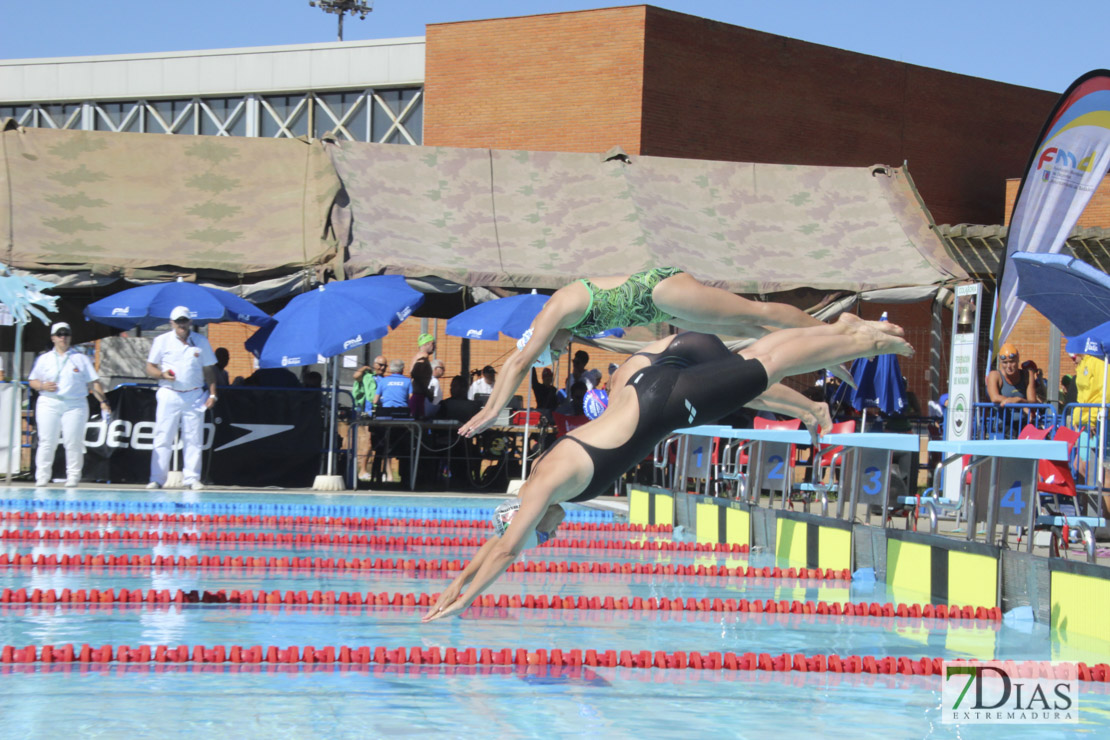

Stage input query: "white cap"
[
  {"left": 170, "top": 306, "right": 192, "bottom": 321},
  {"left": 50, "top": 322, "right": 71, "bottom": 335}
]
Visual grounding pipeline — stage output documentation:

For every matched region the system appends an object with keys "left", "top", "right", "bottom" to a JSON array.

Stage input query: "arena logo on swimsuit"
[{"left": 83, "top": 419, "right": 216, "bottom": 451}]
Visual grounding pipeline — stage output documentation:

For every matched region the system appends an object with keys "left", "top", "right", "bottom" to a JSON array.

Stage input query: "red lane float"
[
  {"left": 0, "top": 643, "right": 1103, "bottom": 681},
  {"left": 0, "top": 512, "right": 667, "bottom": 533},
  {"left": 0, "top": 587, "right": 1002, "bottom": 620},
  {"left": 0, "top": 529, "right": 742, "bottom": 553},
  {"left": 0, "top": 553, "right": 842, "bottom": 580}
]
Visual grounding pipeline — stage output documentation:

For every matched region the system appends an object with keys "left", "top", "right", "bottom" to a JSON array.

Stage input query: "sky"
[{"left": 1, "top": 0, "right": 1107, "bottom": 94}]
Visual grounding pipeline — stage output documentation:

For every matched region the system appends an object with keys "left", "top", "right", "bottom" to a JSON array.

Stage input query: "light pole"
[{"left": 309, "top": 1, "right": 373, "bottom": 42}]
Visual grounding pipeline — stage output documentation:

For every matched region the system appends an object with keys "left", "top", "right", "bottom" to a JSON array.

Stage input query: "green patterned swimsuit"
[{"left": 570, "top": 267, "right": 683, "bottom": 336}]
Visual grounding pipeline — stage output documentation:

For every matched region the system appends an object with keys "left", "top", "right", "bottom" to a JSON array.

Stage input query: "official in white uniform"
[
  {"left": 28, "top": 322, "right": 110, "bottom": 487},
  {"left": 145, "top": 306, "right": 218, "bottom": 491}
]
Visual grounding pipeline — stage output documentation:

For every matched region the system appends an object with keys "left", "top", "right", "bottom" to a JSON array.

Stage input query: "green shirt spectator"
[{"left": 352, "top": 356, "right": 387, "bottom": 413}]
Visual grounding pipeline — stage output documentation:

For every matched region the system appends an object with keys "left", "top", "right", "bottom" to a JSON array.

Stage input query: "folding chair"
[{"left": 1031, "top": 425, "right": 1106, "bottom": 560}]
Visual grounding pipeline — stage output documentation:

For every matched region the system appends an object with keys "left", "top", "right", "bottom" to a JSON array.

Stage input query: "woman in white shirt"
[{"left": 28, "top": 322, "right": 110, "bottom": 487}]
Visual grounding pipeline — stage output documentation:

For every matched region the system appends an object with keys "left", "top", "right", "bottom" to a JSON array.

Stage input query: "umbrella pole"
[
  {"left": 5, "top": 323, "right": 23, "bottom": 485},
  {"left": 314, "top": 355, "right": 345, "bottom": 491},
  {"left": 327, "top": 355, "right": 339, "bottom": 476}
]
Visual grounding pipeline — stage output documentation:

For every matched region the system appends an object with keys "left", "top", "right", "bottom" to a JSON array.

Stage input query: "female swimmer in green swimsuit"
[{"left": 458, "top": 267, "right": 843, "bottom": 438}]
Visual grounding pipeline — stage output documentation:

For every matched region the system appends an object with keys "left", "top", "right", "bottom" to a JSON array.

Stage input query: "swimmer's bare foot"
[
  {"left": 872, "top": 326, "right": 914, "bottom": 357},
  {"left": 838, "top": 312, "right": 906, "bottom": 338},
  {"left": 844, "top": 315, "right": 914, "bottom": 357}
]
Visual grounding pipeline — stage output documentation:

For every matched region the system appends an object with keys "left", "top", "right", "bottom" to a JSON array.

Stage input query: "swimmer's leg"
[
  {"left": 652, "top": 272, "right": 826, "bottom": 334},
  {"left": 745, "top": 313, "right": 913, "bottom": 386}
]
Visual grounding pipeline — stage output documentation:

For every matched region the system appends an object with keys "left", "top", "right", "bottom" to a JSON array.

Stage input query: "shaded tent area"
[
  {"left": 0, "top": 119, "right": 340, "bottom": 281},
  {"left": 327, "top": 141, "right": 967, "bottom": 301},
  {"left": 0, "top": 118, "right": 338, "bottom": 350},
  {"left": 1, "top": 120, "right": 969, "bottom": 348}
]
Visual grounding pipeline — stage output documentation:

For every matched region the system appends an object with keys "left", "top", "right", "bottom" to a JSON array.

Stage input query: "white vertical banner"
[
  {"left": 995, "top": 70, "right": 1110, "bottom": 347},
  {"left": 944, "top": 283, "right": 982, "bottom": 500}
]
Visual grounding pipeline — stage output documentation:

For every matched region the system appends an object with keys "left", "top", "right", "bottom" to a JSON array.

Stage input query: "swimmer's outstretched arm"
[
  {"left": 421, "top": 491, "right": 551, "bottom": 622},
  {"left": 421, "top": 535, "right": 499, "bottom": 622},
  {"left": 458, "top": 294, "right": 581, "bottom": 438},
  {"left": 744, "top": 384, "right": 832, "bottom": 447}
]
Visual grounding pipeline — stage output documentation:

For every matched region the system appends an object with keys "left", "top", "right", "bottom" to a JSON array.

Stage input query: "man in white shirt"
[
  {"left": 430, "top": 359, "right": 445, "bottom": 405},
  {"left": 145, "top": 306, "right": 218, "bottom": 490},
  {"left": 468, "top": 365, "right": 497, "bottom": 401},
  {"left": 28, "top": 322, "right": 110, "bottom": 487}
]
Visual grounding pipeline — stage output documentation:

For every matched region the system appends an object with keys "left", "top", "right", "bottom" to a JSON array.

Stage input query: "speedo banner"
[
  {"left": 76, "top": 386, "right": 325, "bottom": 486},
  {"left": 995, "top": 70, "right": 1110, "bottom": 347}
]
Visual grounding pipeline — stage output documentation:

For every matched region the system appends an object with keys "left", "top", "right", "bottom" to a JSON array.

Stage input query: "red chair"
[
  {"left": 1038, "top": 426, "right": 1078, "bottom": 498},
  {"left": 793, "top": 420, "right": 855, "bottom": 510},
  {"left": 719, "top": 417, "right": 802, "bottom": 501},
  {"left": 1003, "top": 424, "right": 1104, "bottom": 556},
  {"left": 811, "top": 419, "right": 856, "bottom": 474},
  {"left": 736, "top": 416, "right": 802, "bottom": 465}
]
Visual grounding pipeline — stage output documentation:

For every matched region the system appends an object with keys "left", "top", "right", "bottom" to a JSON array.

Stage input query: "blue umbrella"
[
  {"left": 1066, "top": 322, "right": 1110, "bottom": 356},
  {"left": 84, "top": 277, "right": 272, "bottom": 330},
  {"left": 446, "top": 292, "right": 558, "bottom": 481},
  {"left": 832, "top": 314, "right": 907, "bottom": 415},
  {"left": 445, "top": 293, "right": 549, "bottom": 341},
  {"left": 245, "top": 275, "right": 423, "bottom": 368},
  {"left": 245, "top": 275, "right": 424, "bottom": 488},
  {"left": 1012, "top": 252, "right": 1110, "bottom": 337}
]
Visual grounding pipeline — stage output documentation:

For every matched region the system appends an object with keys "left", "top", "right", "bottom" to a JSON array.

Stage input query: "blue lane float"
[{"left": 0, "top": 498, "right": 614, "bottom": 523}]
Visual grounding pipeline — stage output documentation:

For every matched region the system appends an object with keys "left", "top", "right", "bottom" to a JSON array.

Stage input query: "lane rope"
[
  {"left": 0, "top": 553, "right": 842, "bottom": 579},
  {"left": 0, "top": 586, "right": 1002, "bottom": 620},
  {"left": 1, "top": 643, "right": 1104, "bottom": 682},
  {"left": 0, "top": 499, "right": 615, "bottom": 521},
  {"left": 0, "top": 512, "right": 665, "bottom": 533},
  {"left": 0, "top": 528, "right": 746, "bottom": 553}
]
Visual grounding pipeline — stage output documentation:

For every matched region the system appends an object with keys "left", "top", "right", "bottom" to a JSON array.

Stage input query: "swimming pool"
[{"left": 1, "top": 488, "right": 1108, "bottom": 738}]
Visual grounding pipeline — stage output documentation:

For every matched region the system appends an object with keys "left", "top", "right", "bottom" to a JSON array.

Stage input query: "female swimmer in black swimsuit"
[{"left": 423, "top": 314, "right": 911, "bottom": 622}]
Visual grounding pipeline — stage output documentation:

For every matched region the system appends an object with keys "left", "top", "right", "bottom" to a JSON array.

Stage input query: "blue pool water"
[{"left": 1, "top": 487, "right": 1109, "bottom": 738}]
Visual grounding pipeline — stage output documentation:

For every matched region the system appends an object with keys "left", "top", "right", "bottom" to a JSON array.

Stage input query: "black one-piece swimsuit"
[{"left": 535, "top": 333, "right": 769, "bottom": 502}]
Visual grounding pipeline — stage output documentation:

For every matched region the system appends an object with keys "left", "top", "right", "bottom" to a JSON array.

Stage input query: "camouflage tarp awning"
[
  {"left": 328, "top": 142, "right": 967, "bottom": 294},
  {"left": 0, "top": 121, "right": 341, "bottom": 279}
]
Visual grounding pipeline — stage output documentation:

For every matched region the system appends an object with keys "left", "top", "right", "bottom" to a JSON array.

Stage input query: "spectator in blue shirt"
[{"left": 379, "top": 359, "right": 413, "bottom": 412}]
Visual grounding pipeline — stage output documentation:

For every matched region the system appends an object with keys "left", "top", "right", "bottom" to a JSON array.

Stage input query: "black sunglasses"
[{"left": 54, "top": 330, "right": 72, "bottom": 337}]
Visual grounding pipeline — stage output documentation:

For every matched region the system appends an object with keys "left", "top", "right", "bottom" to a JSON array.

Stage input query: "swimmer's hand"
[
  {"left": 422, "top": 592, "right": 470, "bottom": 622},
  {"left": 459, "top": 409, "right": 497, "bottom": 438},
  {"left": 828, "top": 364, "right": 856, "bottom": 389},
  {"left": 422, "top": 582, "right": 465, "bottom": 622}
]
